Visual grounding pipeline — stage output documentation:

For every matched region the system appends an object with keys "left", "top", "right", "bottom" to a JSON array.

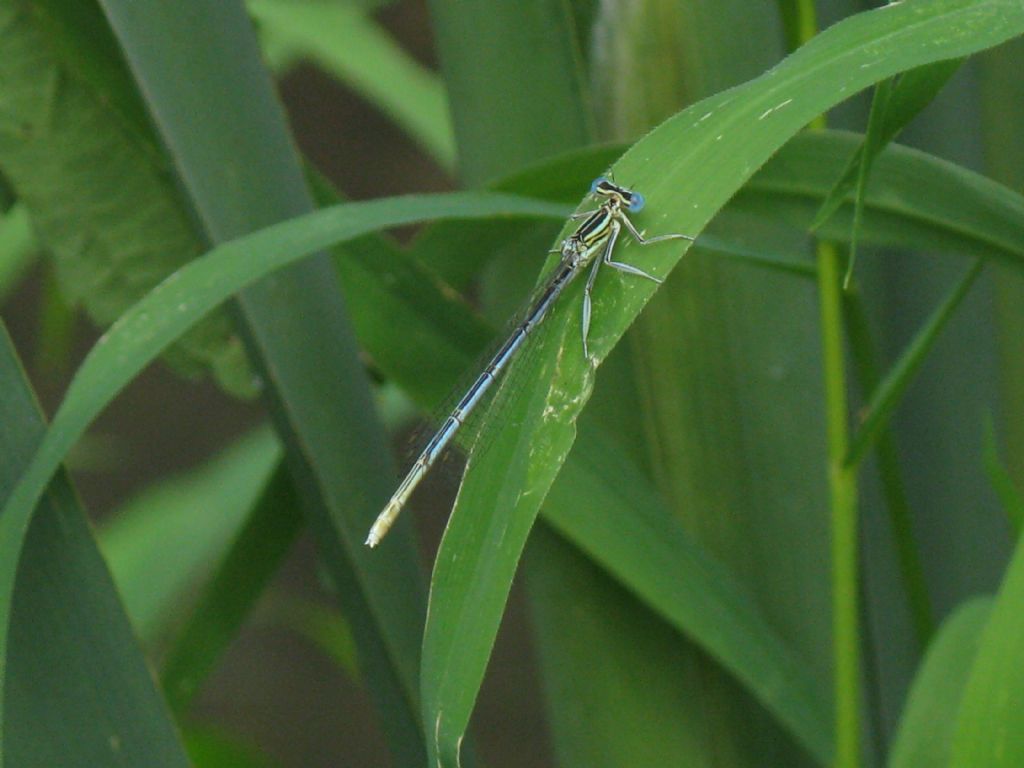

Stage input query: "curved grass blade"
[
  {"left": 843, "top": 291, "right": 936, "bottom": 648},
  {"left": 0, "top": 191, "right": 567, "bottom": 753},
  {"left": 420, "top": 2, "right": 1024, "bottom": 765}
]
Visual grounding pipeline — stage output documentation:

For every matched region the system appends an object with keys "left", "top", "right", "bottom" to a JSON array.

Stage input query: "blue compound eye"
[
  {"left": 628, "top": 192, "right": 645, "bottom": 212},
  {"left": 590, "top": 176, "right": 608, "bottom": 193}
]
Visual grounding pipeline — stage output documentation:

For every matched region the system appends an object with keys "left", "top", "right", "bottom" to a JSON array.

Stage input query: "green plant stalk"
[
  {"left": 818, "top": 240, "right": 861, "bottom": 768},
  {"left": 784, "top": 0, "right": 862, "bottom": 762}
]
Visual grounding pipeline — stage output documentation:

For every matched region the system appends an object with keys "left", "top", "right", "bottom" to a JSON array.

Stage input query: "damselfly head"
[{"left": 589, "top": 176, "right": 645, "bottom": 212}]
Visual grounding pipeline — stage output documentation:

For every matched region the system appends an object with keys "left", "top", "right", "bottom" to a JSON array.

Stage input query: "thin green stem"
[
  {"left": 818, "top": 240, "right": 861, "bottom": 768},
  {"left": 789, "top": 0, "right": 860, "bottom": 761},
  {"left": 781, "top": 0, "right": 860, "bottom": 760}
]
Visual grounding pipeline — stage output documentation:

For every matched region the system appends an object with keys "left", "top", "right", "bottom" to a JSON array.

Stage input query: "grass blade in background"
[
  {"left": 736, "top": 131, "right": 1024, "bottom": 268},
  {"left": 161, "top": 463, "right": 303, "bottom": 715},
  {"left": 183, "top": 725, "right": 281, "bottom": 768},
  {"left": 526, "top": 526, "right": 730, "bottom": 768},
  {"left": 427, "top": 0, "right": 593, "bottom": 184},
  {"left": 419, "top": 3, "right": 1024, "bottom": 764},
  {"left": 97, "top": 0, "right": 437, "bottom": 760},
  {"left": 0, "top": 0, "right": 254, "bottom": 396},
  {"left": 0, "top": 325, "right": 189, "bottom": 767},
  {"left": 843, "top": 291, "right": 936, "bottom": 650},
  {"left": 249, "top": 0, "right": 456, "bottom": 171},
  {"left": 543, "top": 420, "right": 834, "bottom": 764},
  {"left": 847, "top": 259, "right": 985, "bottom": 467},
  {"left": 593, "top": 2, "right": 813, "bottom": 763},
  {"left": 100, "top": 426, "right": 282, "bottom": 644}
]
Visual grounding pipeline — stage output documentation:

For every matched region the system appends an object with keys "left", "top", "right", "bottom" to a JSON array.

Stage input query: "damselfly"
[{"left": 365, "top": 177, "right": 693, "bottom": 547}]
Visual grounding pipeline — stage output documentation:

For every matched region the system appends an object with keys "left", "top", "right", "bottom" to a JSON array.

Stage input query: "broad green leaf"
[
  {"left": 890, "top": 598, "right": 992, "bottom": 768},
  {"left": 249, "top": 0, "right": 455, "bottom": 171},
  {"left": 100, "top": 425, "right": 282, "bottom": 644},
  {"left": 950, "top": 533, "right": 1024, "bottom": 765},
  {"left": 419, "top": 3, "right": 1024, "bottom": 765},
  {"left": 0, "top": 325, "right": 189, "bottom": 767},
  {"left": 0, "top": 0, "right": 253, "bottom": 395}
]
